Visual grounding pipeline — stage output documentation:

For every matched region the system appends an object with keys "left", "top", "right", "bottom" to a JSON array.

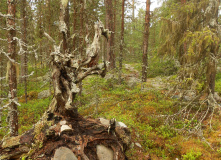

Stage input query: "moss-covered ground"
[{"left": 1, "top": 62, "right": 221, "bottom": 159}]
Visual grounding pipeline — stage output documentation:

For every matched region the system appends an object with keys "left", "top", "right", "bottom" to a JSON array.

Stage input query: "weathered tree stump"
[
  {"left": 0, "top": 1, "right": 130, "bottom": 159},
  {"left": 0, "top": 110, "right": 130, "bottom": 159}
]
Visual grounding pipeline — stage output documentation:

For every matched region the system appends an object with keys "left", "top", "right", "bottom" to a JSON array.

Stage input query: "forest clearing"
[{"left": 0, "top": 0, "right": 221, "bottom": 159}]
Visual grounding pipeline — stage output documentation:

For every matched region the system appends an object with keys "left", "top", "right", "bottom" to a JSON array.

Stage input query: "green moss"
[{"left": 182, "top": 150, "right": 202, "bottom": 160}]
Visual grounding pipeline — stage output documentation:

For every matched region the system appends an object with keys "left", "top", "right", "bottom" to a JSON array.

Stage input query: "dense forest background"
[{"left": 0, "top": 0, "right": 221, "bottom": 159}]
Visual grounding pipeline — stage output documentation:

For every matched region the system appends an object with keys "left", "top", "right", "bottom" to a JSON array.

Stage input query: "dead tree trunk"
[
  {"left": 48, "top": 2, "right": 112, "bottom": 118},
  {"left": 0, "top": 1, "right": 130, "bottom": 159},
  {"left": 7, "top": 0, "right": 18, "bottom": 137},
  {"left": 141, "top": 0, "right": 150, "bottom": 82}
]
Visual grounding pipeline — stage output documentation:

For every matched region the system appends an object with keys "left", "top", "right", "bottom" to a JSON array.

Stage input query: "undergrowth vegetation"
[
  {"left": 1, "top": 62, "right": 221, "bottom": 159},
  {"left": 78, "top": 72, "right": 221, "bottom": 159}
]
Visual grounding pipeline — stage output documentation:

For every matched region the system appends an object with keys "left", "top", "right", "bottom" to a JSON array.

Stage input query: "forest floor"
[{"left": 1, "top": 63, "right": 221, "bottom": 159}]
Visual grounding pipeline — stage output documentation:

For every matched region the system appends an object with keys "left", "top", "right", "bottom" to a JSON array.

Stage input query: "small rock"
[
  {"left": 54, "top": 147, "right": 78, "bottom": 160},
  {"left": 96, "top": 145, "right": 114, "bottom": 160},
  {"left": 60, "top": 120, "right": 67, "bottom": 125},
  {"left": 116, "top": 121, "right": 127, "bottom": 128},
  {"left": 38, "top": 89, "right": 51, "bottom": 99},
  {"left": 135, "top": 142, "right": 142, "bottom": 148},
  {"left": 60, "top": 125, "right": 72, "bottom": 134},
  {"left": 98, "top": 118, "right": 110, "bottom": 126}
]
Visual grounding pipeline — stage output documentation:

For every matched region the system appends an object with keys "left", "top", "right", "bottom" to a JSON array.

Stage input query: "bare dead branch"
[
  {"left": 75, "top": 61, "right": 107, "bottom": 83},
  {"left": 44, "top": 32, "right": 56, "bottom": 44}
]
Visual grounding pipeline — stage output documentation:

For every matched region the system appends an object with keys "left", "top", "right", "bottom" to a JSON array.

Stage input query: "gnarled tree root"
[{"left": 0, "top": 107, "right": 130, "bottom": 160}]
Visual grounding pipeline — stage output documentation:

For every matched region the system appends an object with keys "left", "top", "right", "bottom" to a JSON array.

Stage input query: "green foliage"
[
  {"left": 215, "top": 72, "right": 221, "bottom": 94},
  {"left": 0, "top": 95, "right": 51, "bottom": 138},
  {"left": 156, "top": 125, "right": 176, "bottom": 139},
  {"left": 217, "top": 147, "right": 221, "bottom": 154},
  {"left": 18, "top": 96, "right": 52, "bottom": 134},
  {"left": 215, "top": 80, "right": 221, "bottom": 95},
  {"left": 182, "top": 150, "right": 202, "bottom": 160},
  {"left": 124, "top": 8, "right": 145, "bottom": 62},
  {"left": 158, "top": 0, "right": 220, "bottom": 93},
  {"left": 148, "top": 57, "right": 178, "bottom": 78}
]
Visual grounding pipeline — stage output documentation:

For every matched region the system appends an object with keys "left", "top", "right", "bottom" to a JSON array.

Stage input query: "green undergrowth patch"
[
  {"left": 28, "top": 64, "right": 49, "bottom": 78},
  {"left": 0, "top": 96, "right": 52, "bottom": 138},
  {"left": 78, "top": 75, "right": 221, "bottom": 159},
  {"left": 79, "top": 76, "right": 183, "bottom": 159},
  {"left": 17, "top": 79, "right": 50, "bottom": 98},
  {"left": 18, "top": 96, "right": 52, "bottom": 134},
  {"left": 1, "top": 64, "right": 221, "bottom": 159},
  {"left": 126, "top": 57, "right": 178, "bottom": 78},
  {"left": 0, "top": 66, "right": 52, "bottom": 138},
  {"left": 215, "top": 72, "right": 221, "bottom": 95}
]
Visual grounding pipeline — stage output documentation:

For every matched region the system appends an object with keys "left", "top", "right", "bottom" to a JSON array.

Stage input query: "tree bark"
[
  {"left": 38, "top": 0, "right": 43, "bottom": 68},
  {"left": 60, "top": 0, "right": 70, "bottom": 54},
  {"left": 52, "top": 0, "right": 109, "bottom": 116},
  {"left": 119, "top": 0, "right": 125, "bottom": 84},
  {"left": 0, "top": 55, "right": 3, "bottom": 127},
  {"left": 105, "top": 0, "right": 115, "bottom": 69},
  {"left": 79, "top": 0, "right": 84, "bottom": 57},
  {"left": 0, "top": 56, "right": 3, "bottom": 98},
  {"left": 7, "top": 0, "right": 18, "bottom": 137},
  {"left": 47, "top": 0, "right": 52, "bottom": 54},
  {"left": 20, "top": 0, "right": 28, "bottom": 103},
  {"left": 131, "top": 0, "right": 135, "bottom": 55},
  {"left": 73, "top": 0, "right": 77, "bottom": 51},
  {"left": 132, "top": 0, "right": 135, "bottom": 21},
  {"left": 142, "top": 0, "right": 150, "bottom": 82}
]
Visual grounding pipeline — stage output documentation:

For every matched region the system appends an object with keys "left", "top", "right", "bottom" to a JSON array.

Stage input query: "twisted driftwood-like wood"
[{"left": 0, "top": 18, "right": 130, "bottom": 160}]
